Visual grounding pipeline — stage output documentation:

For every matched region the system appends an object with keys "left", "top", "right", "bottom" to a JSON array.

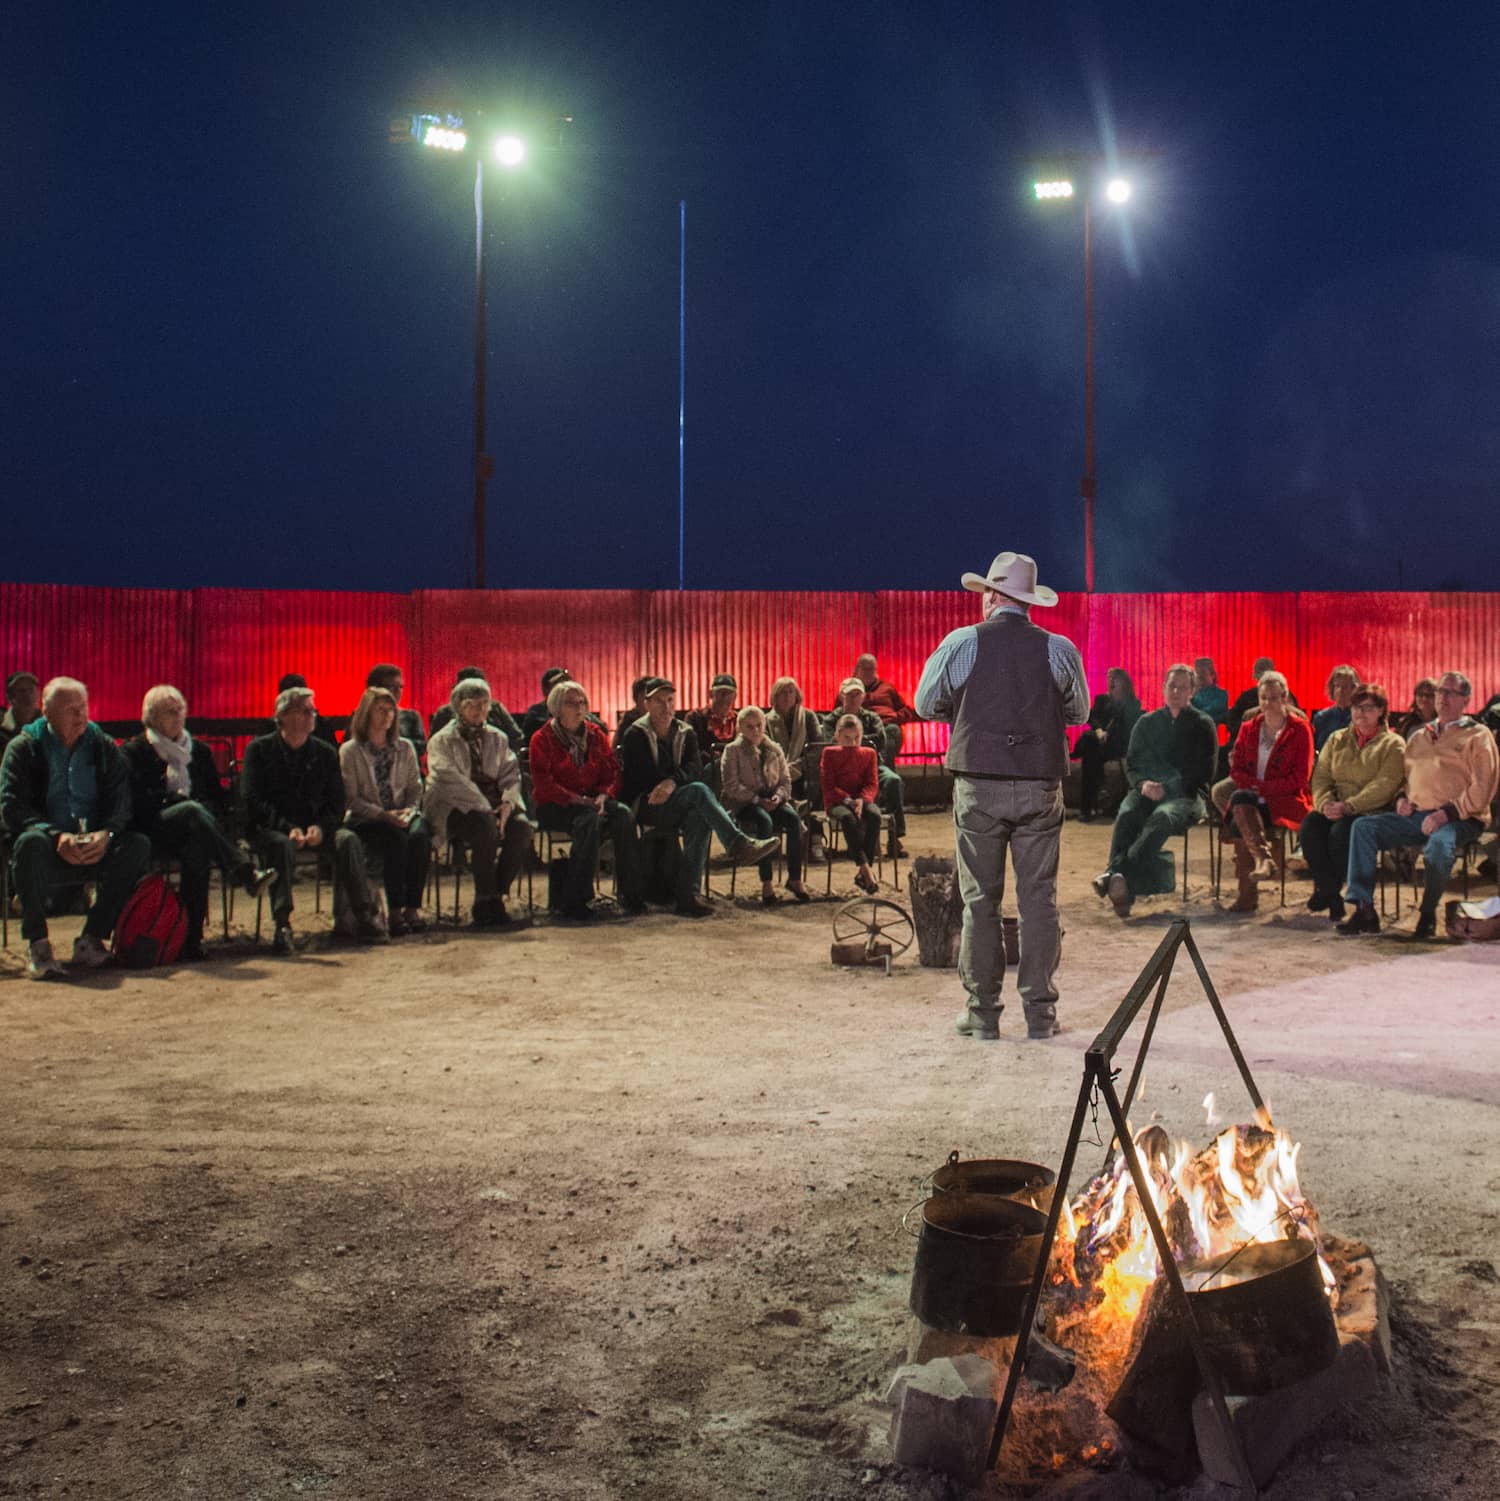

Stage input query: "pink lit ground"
[{"left": 2, "top": 813, "right": 1497, "bottom": 1500}]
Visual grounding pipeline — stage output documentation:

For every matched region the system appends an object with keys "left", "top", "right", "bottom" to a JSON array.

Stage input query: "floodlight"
[
  {"left": 1105, "top": 177, "right": 1132, "bottom": 204},
  {"left": 1033, "top": 179, "right": 1075, "bottom": 200},
  {"left": 493, "top": 135, "right": 527, "bottom": 167},
  {"left": 422, "top": 125, "right": 468, "bottom": 152}
]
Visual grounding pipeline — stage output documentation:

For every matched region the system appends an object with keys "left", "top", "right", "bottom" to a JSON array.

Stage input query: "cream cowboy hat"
[{"left": 960, "top": 551, "right": 1058, "bottom": 607}]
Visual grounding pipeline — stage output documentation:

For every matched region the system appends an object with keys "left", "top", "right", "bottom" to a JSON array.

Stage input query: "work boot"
[
  {"left": 1231, "top": 803, "right": 1277, "bottom": 882},
  {"left": 1025, "top": 1003, "right": 1061, "bottom": 1039},
  {"left": 1410, "top": 909, "right": 1439, "bottom": 942},
  {"left": 1335, "top": 902, "right": 1380, "bottom": 936},
  {"left": 727, "top": 834, "right": 779, "bottom": 868},
  {"left": 1227, "top": 839, "right": 1259, "bottom": 914},
  {"left": 955, "top": 1006, "right": 1000, "bottom": 1041},
  {"left": 27, "top": 939, "right": 65, "bottom": 981},
  {"left": 239, "top": 864, "right": 277, "bottom": 900}
]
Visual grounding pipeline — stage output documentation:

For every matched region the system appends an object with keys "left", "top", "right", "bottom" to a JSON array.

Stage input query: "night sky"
[{"left": 6, "top": 3, "right": 1498, "bottom": 595}]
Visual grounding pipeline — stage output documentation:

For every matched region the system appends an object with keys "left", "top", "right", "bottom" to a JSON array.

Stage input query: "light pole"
[{"left": 1033, "top": 169, "right": 1134, "bottom": 593}]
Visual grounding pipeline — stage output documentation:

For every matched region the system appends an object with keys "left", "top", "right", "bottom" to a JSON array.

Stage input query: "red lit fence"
[{"left": 2, "top": 585, "right": 1496, "bottom": 752}]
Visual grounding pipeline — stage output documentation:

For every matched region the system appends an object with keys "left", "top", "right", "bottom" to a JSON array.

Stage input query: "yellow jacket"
[
  {"left": 1404, "top": 718, "right": 1500, "bottom": 825},
  {"left": 1310, "top": 726, "right": 1405, "bottom": 816}
]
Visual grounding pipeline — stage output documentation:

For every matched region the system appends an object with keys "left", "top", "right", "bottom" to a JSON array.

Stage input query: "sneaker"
[
  {"left": 1411, "top": 911, "right": 1439, "bottom": 941},
  {"left": 955, "top": 1007, "right": 1000, "bottom": 1041},
  {"left": 1335, "top": 904, "right": 1380, "bottom": 937},
  {"left": 271, "top": 922, "right": 295, "bottom": 954},
  {"left": 728, "top": 835, "right": 779, "bottom": 868},
  {"left": 1091, "top": 871, "right": 1112, "bottom": 899},
  {"left": 1106, "top": 873, "right": 1132, "bottom": 918},
  {"left": 70, "top": 935, "right": 112, "bottom": 969},
  {"left": 239, "top": 864, "right": 277, "bottom": 900},
  {"left": 27, "top": 939, "right": 64, "bottom": 981},
  {"left": 1025, "top": 1004, "right": 1062, "bottom": 1040}
]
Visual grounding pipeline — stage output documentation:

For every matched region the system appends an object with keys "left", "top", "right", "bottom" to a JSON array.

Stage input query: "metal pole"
[
  {"left": 1081, "top": 197, "right": 1096, "bottom": 593},
  {"left": 678, "top": 198, "right": 686, "bottom": 592},
  {"left": 473, "top": 153, "right": 488, "bottom": 590}
]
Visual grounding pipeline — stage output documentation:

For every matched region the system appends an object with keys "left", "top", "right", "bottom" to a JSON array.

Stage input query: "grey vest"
[{"left": 944, "top": 614, "right": 1068, "bottom": 779}]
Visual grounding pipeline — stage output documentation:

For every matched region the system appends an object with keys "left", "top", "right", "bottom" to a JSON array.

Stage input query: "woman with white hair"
[
  {"left": 122, "top": 684, "right": 274, "bottom": 959},
  {"left": 425, "top": 676, "right": 535, "bottom": 927},
  {"left": 719, "top": 704, "right": 811, "bottom": 903}
]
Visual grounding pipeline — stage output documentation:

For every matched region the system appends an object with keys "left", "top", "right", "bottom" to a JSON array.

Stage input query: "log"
[
  {"left": 1106, "top": 1280, "right": 1202, "bottom": 1481},
  {"left": 910, "top": 856, "right": 963, "bottom": 968}
]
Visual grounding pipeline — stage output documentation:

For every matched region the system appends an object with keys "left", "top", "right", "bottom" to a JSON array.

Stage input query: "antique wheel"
[{"left": 832, "top": 897, "right": 915, "bottom": 958}]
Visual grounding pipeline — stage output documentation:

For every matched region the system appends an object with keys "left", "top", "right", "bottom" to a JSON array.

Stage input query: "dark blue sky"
[{"left": 6, "top": 2, "right": 1498, "bottom": 593}]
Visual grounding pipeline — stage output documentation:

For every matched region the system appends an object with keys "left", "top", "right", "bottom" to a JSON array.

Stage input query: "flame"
[{"left": 1055, "top": 1116, "right": 1335, "bottom": 1338}]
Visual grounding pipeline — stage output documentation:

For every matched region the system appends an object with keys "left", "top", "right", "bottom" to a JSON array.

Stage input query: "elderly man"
[
  {"left": 0, "top": 677, "right": 151, "bottom": 980},
  {"left": 619, "top": 678, "right": 776, "bottom": 917},
  {"left": 1093, "top": 665, "right": 1217, "bottom": 916},
  {"left": 1338, "top": 671, "right": 1500, "bottom": 940},
  {"left": 916, "top": 551, "right": 1088, "bottom": 1041},
  {"left": 823, "top": 679, "right": 908, "bottom": 857},
  {"left": 241, "top": 685, "right": 380, "bottom": 952},
  {"left": 853, "top": 654, "right": 918, "bottom": 765}
]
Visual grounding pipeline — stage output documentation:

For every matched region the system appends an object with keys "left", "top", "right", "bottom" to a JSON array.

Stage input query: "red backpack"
[{"left": 114, "top": 875, "right": 189, "bottom": 968}]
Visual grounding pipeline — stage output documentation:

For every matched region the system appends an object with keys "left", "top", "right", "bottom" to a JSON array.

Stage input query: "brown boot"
[
  {"left": 1227, "top": 838, "right": 1259, "bottom": 913},
  {"left": 1232, "top": 803, "right": 1277, "bottom": 882}
]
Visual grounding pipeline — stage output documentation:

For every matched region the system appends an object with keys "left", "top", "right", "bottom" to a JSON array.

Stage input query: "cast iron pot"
[
  {"left": 907, "top": 1193, "right": 1048, "bottom": 1337},
  {"left": 929, "top": 1151, "right": 1057, "bottom": 1214}
]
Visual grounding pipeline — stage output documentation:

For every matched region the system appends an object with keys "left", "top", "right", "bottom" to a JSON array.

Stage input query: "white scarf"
[{"left": 147, "top": 727, "right": 194, "bottom": 798}]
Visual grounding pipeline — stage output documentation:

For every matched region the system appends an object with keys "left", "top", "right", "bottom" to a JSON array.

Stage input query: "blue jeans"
[
  {"left": 1345, "top": 809, "right": 1483, "bottom": 912},
  {"left": 640, "top": 781, "right": 742, "bottom": 903}
]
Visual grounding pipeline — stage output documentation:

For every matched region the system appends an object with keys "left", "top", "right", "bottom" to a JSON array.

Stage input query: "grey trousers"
[{"left": 953, "top": 775, "right": 1064, "bottom": 1020}]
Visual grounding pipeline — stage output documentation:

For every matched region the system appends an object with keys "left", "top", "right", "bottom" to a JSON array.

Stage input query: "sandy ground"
[{"left": 2, "top": 810, "right": 1499, "bottom": 1501}]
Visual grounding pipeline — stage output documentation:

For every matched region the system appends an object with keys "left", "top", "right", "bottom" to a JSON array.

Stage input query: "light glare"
[
  {"left": 1105, "top": 178, "right": 1132, "bottom": 204},
  {"left": 493, "top": 135, "right": 527, "bottom": 167},
  {"left": 1034, "top": 179, "right": 1075, "bottom": 200},
  {"left": 422, "top": 126, "right": 467, "bottom": 152}
]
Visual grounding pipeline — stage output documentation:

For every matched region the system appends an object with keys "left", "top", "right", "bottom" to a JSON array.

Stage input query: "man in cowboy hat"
[{"left": 915, "top": 552, "right": 1088, "bottom": 1041}]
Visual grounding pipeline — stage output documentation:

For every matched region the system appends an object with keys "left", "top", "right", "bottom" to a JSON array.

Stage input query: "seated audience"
[
  {"left": 619, "top": 679, "right": 776, "bottom": 917},
  {"left": 719, "top": 705, "right": 810, "bottom": 904},
  {"left": 823, "top": 679, "right": 906, "bottom": 856},
  {"left": 1094, "top": 665, "right": 1217, "bottom": 916},
  {"left": 766, "top": 675, "right": 825, "bottom": 803},
  {"left": 426, "top": 677, "right": 535, "bottom": 927},
  {"left": 520, "top": 668, "right": 574, "bottom": 746},
  {"left": 123, "top": 684, "right": 274, "bottom": 960},
  {"left": 243, "top": 685, "right": 379, "bottom": 952},
  {"left": 1300, "top": 683, "right": 1404, "bottom": 922},
  {"left": 1392, "top": 678, "right": 1439, "bottom": 740},
  {"left": 1, "top": 671, "right": 41, "bottom": 754},
  {"left": 0, "top": 676, "right": 151, "bottom": 980},
  {"left": 429, "top": 667, "right": 524, "bottom": 749},
  {"left": 1072, "top": 667, "right": 1142, "bottom": 821},
  {"left": 854, "top": 653, "right": 918, "bottom": 764},
  {"left": 269, "top": 673, "right": 340, "bottom": 744},
  {"left": 1215, "top": 670, "right": 1313, "bottom": 914},
  {"left": 1311, "top": 665, "right": 1361, "bottom": 752},
  {"left": 364, "top": 664, "right": 427, "bottom": 759},
  {"left": 613, "top": 676, "right": 654, "bottom": 750},
  {"left": 1339, "top": 671, "right": 1500, "bottom": 940},
  {"left": 1191, "top": 658, "right": 1229, "bottom": 728},
  {"left": 1225, "top": 657, "right": 1301, "bottom": 747},
  {"left": 529, "top": 678, "right": 643, "bottom": 920},
  {"left": 688, "top": 674, "right": 740, "bottom": 763},
  {"left": 820, "top": 714, "right": 882, "bottom": 894},
  {"left": 341, "top": 687, "right": 432, "bottom": 937}
]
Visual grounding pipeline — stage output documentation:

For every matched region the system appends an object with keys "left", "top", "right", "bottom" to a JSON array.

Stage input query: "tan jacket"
[
  {"left": 1309, "top": 726, "right": 1405, "bottom": 816},
  {"left": 340, "top": 738, "right": 423, "bottom": 822},
  {"left": 1404, "top": 718, "right": 1500, "bottom": 824},
  {"left": 423, "top": 721, "right": 524, "bottom": 855},
  {"left": 718, "top": 736, "right": 792, "bottom": 813}
]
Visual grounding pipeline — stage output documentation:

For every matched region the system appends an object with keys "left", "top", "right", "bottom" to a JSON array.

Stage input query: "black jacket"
[
  {"left": 240, "top": 732, "right": 344, "bottom": 840},
  {"left": 619, "top": 718, "right": 704, "bottom": 808},
  {"left": 121, "top": 734, "right": 227, "bottom": 838},
  {"left": 0, "top": 723, "right": 134, "bottom": 838}
]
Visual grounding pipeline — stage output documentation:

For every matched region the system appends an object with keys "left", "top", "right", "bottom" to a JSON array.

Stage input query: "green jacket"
[
  {"left": 0, "top": 721, "right": 134, "bottom": 839},
  {"left": 1310, "top": 725, "right": 1405, "bottom": 816},
  {"left": 1125, "top": 704, "right": 1218, "bottom": 803}
]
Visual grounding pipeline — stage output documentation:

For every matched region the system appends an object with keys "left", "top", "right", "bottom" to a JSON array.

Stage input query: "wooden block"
[{"left": 1192, "top": 1335, "right": 1377, "bottom": 1489}]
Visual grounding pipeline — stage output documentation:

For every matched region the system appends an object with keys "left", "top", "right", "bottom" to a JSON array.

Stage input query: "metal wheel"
[{"left": 832, "top": 897, "right": 915, "bottom": 958}]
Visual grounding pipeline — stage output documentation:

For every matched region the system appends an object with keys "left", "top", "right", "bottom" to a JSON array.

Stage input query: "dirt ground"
[{"left": 3, "top": 809, "right": 1498, "bottom": 1501}]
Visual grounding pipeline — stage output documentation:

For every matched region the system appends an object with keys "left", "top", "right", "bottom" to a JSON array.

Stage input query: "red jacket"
[
  {"left": 820, "top": 744, "right": 879, "bottom": 810},
  {"left": 862, "top": 678, "right": 917, "bottom": 725},
  {"left": 1227, "top": 711, "right": 1313, "bottom": 828},
  {"left": 529, "top": 721, "right": 622, "bottom": 806}
]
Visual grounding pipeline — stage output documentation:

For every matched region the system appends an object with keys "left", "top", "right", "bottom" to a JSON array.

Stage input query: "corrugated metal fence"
[{"left": 2, "top": 586, "right": 1495, "bottom": 747}]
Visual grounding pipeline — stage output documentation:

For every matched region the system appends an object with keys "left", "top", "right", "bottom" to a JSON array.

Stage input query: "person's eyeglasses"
[{"left": 1437, "top": 687, "right": 1467, "bottom": 697}]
